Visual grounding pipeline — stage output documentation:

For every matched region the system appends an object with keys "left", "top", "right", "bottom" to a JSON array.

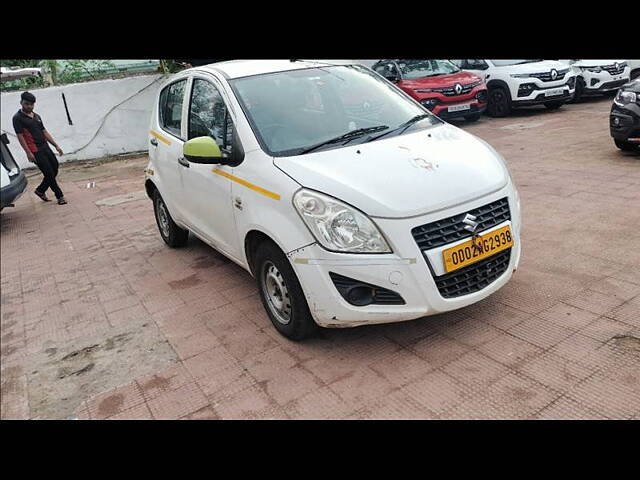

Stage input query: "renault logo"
[
  {"left": 455, "top": 83, "right": 463, "bottom": 95},
  {"left": 551, "top": 69, "right": 558, "bottom": 80},
  {"left": 462, "top": 213, "right": 479, "bottom": 233},
  {"left": 614, "top": 62, "right": 619, "bottom": 70}
]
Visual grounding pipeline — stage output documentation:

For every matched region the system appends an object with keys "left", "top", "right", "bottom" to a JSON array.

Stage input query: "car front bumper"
[
  {"left": 610, "top": 103, "right": 640, "bottom": 143},
  {"left": 0, "top": 171, "right": 27, "bottom": 209},
  {"left": 581, "top": 68, "right": 630, "bottom": 93},
  {"left": 512, "top": 88, "right": 574, "bottom": 106},
  {"left": 435, "top": 102, "right": 487, "bottom": 120},
  {"left": 288, "top": 183, "right": 521, "bottom": 328}
]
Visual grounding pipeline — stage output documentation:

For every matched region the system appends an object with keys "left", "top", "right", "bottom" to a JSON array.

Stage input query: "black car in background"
[{"left": 610, "top": 79, "right": 640, "bottom": 152}]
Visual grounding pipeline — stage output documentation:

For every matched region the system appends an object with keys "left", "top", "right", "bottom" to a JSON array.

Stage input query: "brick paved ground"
[{"left": 1, "top": 95, "right": 639, "bottom": 419}]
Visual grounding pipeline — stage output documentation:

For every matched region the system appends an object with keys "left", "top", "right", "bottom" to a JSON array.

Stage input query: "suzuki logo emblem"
[
  {"left": 455, "top": 83, "right": 463, "bottom": 95},
  {"left": 551, "top": 69, "right": 558, "bottom": 80},
  {"left": 462, "top": 213, "right": 479, "bottom": 233}
]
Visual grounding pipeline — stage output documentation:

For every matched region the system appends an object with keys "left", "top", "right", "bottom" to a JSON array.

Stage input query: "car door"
[
  {"left": 182, "top": 75, "right": 240, "bottom": 260},
  {"left": 151, "top": 77, "right": 190, "bottom": 223}
]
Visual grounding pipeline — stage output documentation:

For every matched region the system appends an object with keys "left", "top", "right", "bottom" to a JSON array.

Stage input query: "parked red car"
[{"left": 372, "top": 59, "right": 488, "bottom": 121}]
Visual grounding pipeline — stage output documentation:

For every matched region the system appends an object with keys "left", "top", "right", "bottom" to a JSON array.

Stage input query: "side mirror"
[
  {"left": 183, "top": 136, "right": 222, "bottom": 164},
  {"left": 1, "top": 133, "right": 9, "bottom": 145}
]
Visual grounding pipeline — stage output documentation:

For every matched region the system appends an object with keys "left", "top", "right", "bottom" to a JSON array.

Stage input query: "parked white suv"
[
  {"left": 145, "top": 60, "right": 521, "bottom": 339},
  {"left": 450, "top": 59, "right": 576, "bottom": 117},
  {"left": 558, "top": 60, "right": 630, "bottom": 101}
]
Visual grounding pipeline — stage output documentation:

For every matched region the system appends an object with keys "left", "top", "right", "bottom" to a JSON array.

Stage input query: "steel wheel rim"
[
  {"left": 262, "top": 261, "right": 292, "bottom": 325},
  {"left": 157, "top": 200, "right": 170, "bottom": 238}
]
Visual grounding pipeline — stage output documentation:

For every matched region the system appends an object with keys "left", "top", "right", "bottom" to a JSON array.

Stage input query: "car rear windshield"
[{"left": 229, "top": 65, "right": 440, "bottom": 157}]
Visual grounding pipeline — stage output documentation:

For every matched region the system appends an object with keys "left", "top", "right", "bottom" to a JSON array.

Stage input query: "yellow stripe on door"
[
  {"left": 212, "top": 168, "right": 281, "bottom": 200},
  {"left": 150, "top": 130, "right": 171, "bottom": 145}
]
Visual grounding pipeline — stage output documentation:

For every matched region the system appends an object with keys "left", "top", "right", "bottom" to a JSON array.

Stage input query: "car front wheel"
[
  {"left": 572, "top": 77, "right": 585, "bottom": 102},
  {"left": 254, "top": 240, "right": 318, "bottom": 340},
  {"left": 487, "top": 87, "right": 512, "bottom": 117}
]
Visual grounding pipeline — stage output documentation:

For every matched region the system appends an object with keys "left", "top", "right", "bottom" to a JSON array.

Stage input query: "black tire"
[
  {"left": 572, "top": 77, "right": 585, "bottom": 102},
  {"left": 486, "top": 87, "right": 512, "bottom": 117},
  {"left": 254, "top": 240, "right": 318, "bottom": 340},
  {"left": 464, "top": 113, "right": 481, "bottom": 122},
  {"left": 614, "top": 139, "right": 639, "bottom": 152},
  {"left": 153, "top": 190, "right": 189, "bottom": 248},
  {"left": 544, "top": 101, "right": 563, "bottom": 110}
]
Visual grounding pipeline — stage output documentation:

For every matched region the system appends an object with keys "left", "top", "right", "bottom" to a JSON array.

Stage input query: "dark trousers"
[{"left": 34, "top": 146, "right": 63, "bottom": 199}]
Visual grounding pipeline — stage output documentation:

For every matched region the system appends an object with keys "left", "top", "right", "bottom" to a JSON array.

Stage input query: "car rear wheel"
[
  {"left": 254, "top": 240, "right": 318, "bottom": 340},
  {"left": 544, "top": 101, "right": 564, "bottom": 110},
  {"left": 614, "top": 139, "right": 639, "bottom": 152},
  {"left": 153, "top": 190, "right": 189, "bottom": 248},
  {"left": 487, "top": 87, "right": 511, "bottom": 117}
]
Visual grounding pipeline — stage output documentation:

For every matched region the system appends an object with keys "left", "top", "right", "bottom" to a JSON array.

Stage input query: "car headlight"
[
  {"left": 510, "top": 74, "right": 531, "bottom": 78},
  {"left": 614, "top": 90, "right": 637, "bottom": 106},
  {"left": 584, "top": 66, "right": 602, "bottom": 73},
  {"left": 293, "top": 189, "right": 392, "bottom": 253}
]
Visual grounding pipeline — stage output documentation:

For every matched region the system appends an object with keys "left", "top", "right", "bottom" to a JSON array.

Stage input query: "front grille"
[
  {"left": 528, "top": 68, "right": 569, "bottom": 82},
  {"left": 434, "top": 249, "right": 512, "bottom": 298},
  {"left": 411, "top": 197, "right": 511, "bottom": 251},
  {"left": 428, "top": 81, "right": 482, "bottom": 96},
  {"left": 602, "top": 64, "right": 625, "bottom": 75}
]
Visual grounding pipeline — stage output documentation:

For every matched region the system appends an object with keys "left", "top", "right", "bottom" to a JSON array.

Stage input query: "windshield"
[
  {"left": 490, "top": 60, "right": 543, "bottom": 66},
  {"left": 397, "top": 59, "right": 460, "bottom": 79},
  {"left": 230, "top": 65, "right": 439, "bottom": 156}
]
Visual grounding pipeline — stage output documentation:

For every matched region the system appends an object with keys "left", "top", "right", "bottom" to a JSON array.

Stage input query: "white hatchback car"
[{"left": 145, "top": 60, "right": 521, "bottom": 339}]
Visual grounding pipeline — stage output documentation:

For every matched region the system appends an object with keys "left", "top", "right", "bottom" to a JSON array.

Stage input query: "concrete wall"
[{"left": 1, "top": 74, "right": 167, "bottom": 169}]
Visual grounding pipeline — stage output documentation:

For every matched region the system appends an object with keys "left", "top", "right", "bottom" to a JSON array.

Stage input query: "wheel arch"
[
  {"left": 145, "top": 178, "right": 157, "bottom": 200},
  {"left": 486, "top": 78, "right": 511, "bottom": 93},
  {"left": 244, "top": 229, "right": 283, "bottom": 277}
]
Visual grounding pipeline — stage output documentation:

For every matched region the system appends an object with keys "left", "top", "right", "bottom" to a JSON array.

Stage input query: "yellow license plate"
[{"left": 442, "top": 225, "right": 514, "bottom": 273}]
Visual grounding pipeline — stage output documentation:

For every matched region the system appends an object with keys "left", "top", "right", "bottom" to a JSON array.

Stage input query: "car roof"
[{"left": 196, "top": 60, "right": 338, "bottom": 80}]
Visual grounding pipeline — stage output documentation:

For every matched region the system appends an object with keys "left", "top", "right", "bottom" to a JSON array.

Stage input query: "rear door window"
[{"left": 159, "top": 79, "right": 187, "bottom": 138}]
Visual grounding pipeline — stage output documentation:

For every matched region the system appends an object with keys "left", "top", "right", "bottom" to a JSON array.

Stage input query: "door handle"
[
  {"left": 150, "top": 138, "right": 158, "bottom": 146},
  {"left": 178, "top": 157, "right": 190, "bottom": 168}
]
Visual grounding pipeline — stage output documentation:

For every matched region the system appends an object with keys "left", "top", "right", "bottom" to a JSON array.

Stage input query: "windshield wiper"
[
  {"left": 365, "top": 114, "right": 433, "bottom": 143},
  {"left": 298, "top": 125, "right": 389, "bottom": 154}
]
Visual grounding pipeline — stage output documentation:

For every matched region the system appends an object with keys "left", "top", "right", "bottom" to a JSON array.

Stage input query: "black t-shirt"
[{"left": 12, "top": 110, "right": 47, "bottom": 153}]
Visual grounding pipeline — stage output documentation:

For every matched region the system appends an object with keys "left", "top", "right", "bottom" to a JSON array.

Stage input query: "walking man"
[{"left": 13, "top": 91, "right": 67, "bottom": 205}]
